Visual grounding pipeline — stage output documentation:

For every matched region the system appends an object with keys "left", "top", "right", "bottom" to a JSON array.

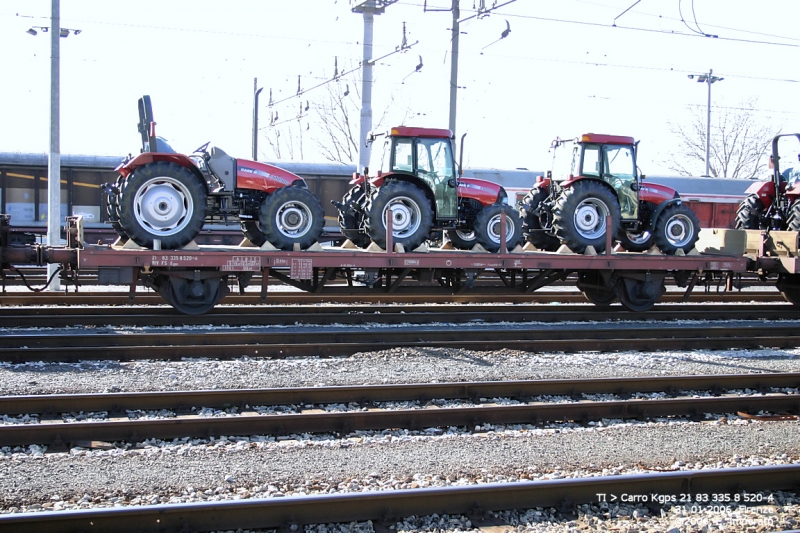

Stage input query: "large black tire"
[
  {"left": 474, "top": 204, "right": 523, "bottom": 252},
  {"left": 653, "top": 203, "right": 700, "bottom": 254},
  {"left": 336, "top": 185, "right": 371, "bottom": 248},
  {"left": 735, "top": 194, "right": 766, "bottom": 230},
  {"left": 240, "top": 220, "right": 267, "bottom": 246},
  {"left": 552, "top": 181, "right": 621, "bottom": 254},
  {"left": 518, "top": 187, "right": 559, "bottom": 251},
  {"left": 106, "top": 176, "right": 127, "bottom": 239},
  {"left": 366, "top": 180, "right": 433, "bottom": 250},
  {"left": 258, "top": 186, "right": 324, "bottom": 250},
  {"left": 786, "top": 201, "right": 800, "bottom": 232},
  {"left": 118, "top": 162, "right": 207, "bottom": 249},
  {"left": 446, "top": 228, "right": 478, "bottom": 250},
  {"left": 617, "top": 229, "right": 654, "bottom": 252}
]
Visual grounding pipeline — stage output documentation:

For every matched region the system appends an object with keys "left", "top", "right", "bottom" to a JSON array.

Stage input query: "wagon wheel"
[
  {"left": 151, "top": 274, "right": 230, "bottom": 315},
  {"left": 577, "top": 272, "right": 617, "bottom": 307},
  {"left": 613, "top": 276, "right": 664, "bottom": 312}
]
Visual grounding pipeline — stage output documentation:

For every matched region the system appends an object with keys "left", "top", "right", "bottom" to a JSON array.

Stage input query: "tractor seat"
[{"left": 208, "top": 146, "right": 236, "bottom": 191}]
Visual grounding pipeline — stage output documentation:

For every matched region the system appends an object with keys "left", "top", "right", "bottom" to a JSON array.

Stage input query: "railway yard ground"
[{"left": 0, "top": 285, "right": 799, "bottom": 532}]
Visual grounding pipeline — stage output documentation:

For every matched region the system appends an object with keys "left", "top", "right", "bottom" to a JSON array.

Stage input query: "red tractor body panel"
[
  {"left": 639, "top": 181, "right": 677, "bottom": 204},
  {"left": 745, "top": 180, "right": 777, "bottom": 209},
  {"left": 116, "top": 152, "right": 197, "bottom": 178},
  {"left": 458, "top": 177, "right": 504, "bottom": 206},
  {"left": 580, "top": 133, "right": 635, "bottom": 145},
  {"left": 388, "top": 126, "right": 452, "bottom": 139},
  {"left": 236, "top": 160, "right": 305, "bottom": 193}
]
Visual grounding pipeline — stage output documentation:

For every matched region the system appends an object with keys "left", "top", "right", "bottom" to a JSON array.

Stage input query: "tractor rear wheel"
[
  {"left": 106, "top": 176, "right": 127, "bottom": 239},
  {"left": 474, "top": 204, "right": 523, "bottom": 252},
  {"left": 258, "top": 186, "right": 324, "bottom": 250},
  {"left": 552, "top": 181, "right": 620, "bottom": 253},
  {"left": 653, "top": 203, "right": 700, "bottom": 254},
  {"left": 735, "top": 194, "right": 766, "bottom": 230},
  {"left": 366, "top": 180, "right": 433, "bottom": 250},
  {"left": 336, "top": 185, "right": 371, "bottom": 248},
  {"left": 118, "top": 162, "right": 207, "bottom": 249},
  {"left": 519, "top": 186, "right": 559, "bottom": 251}
]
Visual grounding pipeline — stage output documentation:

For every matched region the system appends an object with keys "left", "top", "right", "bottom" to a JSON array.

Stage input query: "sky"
[{"left": 1, "top": 0, "right": 798, "bottom": 176}]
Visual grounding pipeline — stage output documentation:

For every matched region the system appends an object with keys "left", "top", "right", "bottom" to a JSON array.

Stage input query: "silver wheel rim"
[
  {"left": 455, "top": 230, "right": 475, "bottom": 241},
  {"left": 133, "top": 176, "right": 193, "bottom": 237},
  {"left": 275, "top": 201, "right": 314, "bottom": 238},
  {"left": 573, "top": 198, "right": 609, "bottom": 240},
  {"left": 664, "top": 214, "right": 693, "bottom": 247},
  {"left": 487, "top": 214, "right": 516, "bottom": 244},
  {"left": 383, "top": 196, "right": 421, "bottom": 238},
  {"left": 626, "top": 231, "right": 651, "bottom": 245}
]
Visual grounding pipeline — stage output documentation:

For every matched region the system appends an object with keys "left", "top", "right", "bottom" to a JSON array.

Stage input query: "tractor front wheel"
[
  {"left": 786, "top": 201, "right": 800, "bottom": 232},
  {"left": 552, "top": 181, "right": 620, "bottom": 253},
  {"left": 240, "top": 220, "right": 267, "bottom": 246},
  {"left": 617, "top": 229, "right": 654, "bottom": 252},
  {"left": 474, "top": 204, "right": 523, "bottom": 252},
  {"left": 653, "top": 203, "right": 700, "bottom": 254},
  {"left": 118, "top": 162, "right": 207, "bottom": 249},
  {"left": 258, "top": 186, "right": 324, "bottom": 250},
  {"left": 366, "top": 181, "right": 433, "bottom": 250}
]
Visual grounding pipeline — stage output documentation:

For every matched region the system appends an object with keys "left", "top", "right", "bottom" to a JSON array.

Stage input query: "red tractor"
[
  {"left": 518, "top": 134, "right": 700, "bottom": 255},
  {"left": 105, "top": 96, "right": 324, "bottom": 250},
  {"left": 333, "top": 126, "right": 522, "bottom": 252},
  {"left": 735, "top": 133, "right": 800, "bottom": 231}
]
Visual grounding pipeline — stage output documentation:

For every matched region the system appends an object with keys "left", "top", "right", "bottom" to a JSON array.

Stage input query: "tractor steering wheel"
[{"left": 193, "top": 142, "right": 210, "bottom": 154}]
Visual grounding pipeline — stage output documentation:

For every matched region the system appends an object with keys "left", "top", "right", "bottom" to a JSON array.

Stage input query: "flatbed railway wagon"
[{"left": 3, "top": 212, "right": 800, "bottom": 314}]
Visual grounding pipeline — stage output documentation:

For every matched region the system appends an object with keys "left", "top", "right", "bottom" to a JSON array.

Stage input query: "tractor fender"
[
  {"left": 560, "top": 177, "right": 618, "bottom": 200},
  {"left": 647, "top": 197, "right": 683, "bottom": 230},
  {"left": 458, "top": 177, "right": 506, "bottom": 206},
  {"left": 744, "top": 180, "right": 776, "bottom": 209},
  {"left": 116, "top": 152, "right": 207, "bottom": 190},
  {"left": 235, "top": 160, "right": 306, "bottom": 194},
  {"left": 374, "top": 173, "right": 436, "bottom": 210}
]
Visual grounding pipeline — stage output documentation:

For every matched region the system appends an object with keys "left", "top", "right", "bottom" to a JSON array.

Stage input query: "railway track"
[
  {"left": 0, "top": 464, "right": 797, "bottom": 533},
  {"left": 1, "top": 302, "right": 799, "bottom": 328},
  {"left": 2, "top": 321, "right": 800, "bottom": 363},
  {"left": 2, "top": 373, "right": 797, "bottom": 449},
  {"left": 0, "top": 289, "right": 785, "bottom": 307}
]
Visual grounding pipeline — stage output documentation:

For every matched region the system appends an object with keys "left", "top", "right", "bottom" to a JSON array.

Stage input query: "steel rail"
[
  {"left": 0, "top": 290, "right": 784, "bottom": 307},
  {"left": 3, "top": 373, "right": 798, "bottom": 416},
  {"left": 1, "top": 324, "right": 800, "bottom": 362},
  {"left": 0, "top": 465, "right": 797, "bottom": 533},
  {"left": 1, "top": 391, "right": 797, "bottom": 448},
  {"left": 0, "top": 303, "right": 798, "bottom": 328}
]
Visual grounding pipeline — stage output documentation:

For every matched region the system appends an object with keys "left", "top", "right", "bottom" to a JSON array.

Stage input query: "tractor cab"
[
  {"left": 549, "top": 134, "right": 640, "bottom": 220},
  {"left": 367, "top": 126, "right": 458, "bottom": 219}
]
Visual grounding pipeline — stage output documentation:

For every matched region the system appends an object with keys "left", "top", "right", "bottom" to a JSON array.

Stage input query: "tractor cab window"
[
  {"left": 603, "top": 144, "right": 638, "bottom": 219},
  {"left": 580, "top": 145, "right": 602, "bottom": 177},
  {"left": 391, "top": 138, "right": 414, "bottom": 173},
  {"left": 416, "top": 138, "right": 454, "bottom": 180},
  {"left": 369, "top": 137, "right": 392, "bottom": 175},
  {"left": 550, "top": 139, "right": 580, "bottom": 181}
]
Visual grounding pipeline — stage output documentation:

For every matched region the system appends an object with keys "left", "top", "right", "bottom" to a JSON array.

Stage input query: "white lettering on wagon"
[
  {"left": 221, "top": 256, "right": 261, "bottom": 272},
  {"left": 149, "top": 255, "right": 200, "bottom": 267},
  {"left": 404, "top": 259, "right": 420, "bottom": 266}
]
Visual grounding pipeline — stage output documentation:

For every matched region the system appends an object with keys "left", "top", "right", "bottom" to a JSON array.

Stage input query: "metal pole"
[
  {"left": 252, "top": 78, "right": 263, "bottom": 161},
  {"left": 448, "top": 0, "right": 460, "bottom": 137},
  {"left": 357, "top": 5, "right": 375, "bottom": 173},
  {"left": 48, "top": 0, "right": 61, "bottom": 291},
  {"left": 705, "top": 69, "right": 712, "bottom": 177}
]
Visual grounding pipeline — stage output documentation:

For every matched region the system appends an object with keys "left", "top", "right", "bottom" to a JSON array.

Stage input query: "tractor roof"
[
  {"left": 389, "top": 126, "right": 453, "bottom": 139},
  {"left": 580, "top": 133, "right": 636, "bottom": 145}
]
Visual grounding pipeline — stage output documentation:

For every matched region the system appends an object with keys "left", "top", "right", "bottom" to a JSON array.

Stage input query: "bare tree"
[{"left": 664, "top": 98, "right": 776, "bottom": 179}]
